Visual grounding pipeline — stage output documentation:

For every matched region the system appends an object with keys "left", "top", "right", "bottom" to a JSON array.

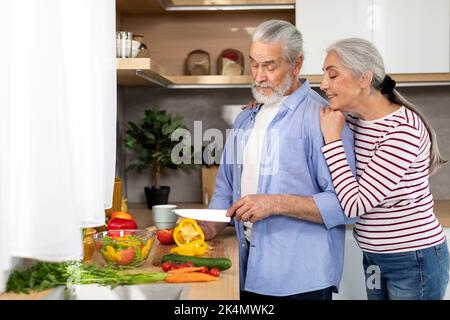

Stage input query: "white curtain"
[{"left": 0, "top": 0, "right": 116, "bottom": 293}]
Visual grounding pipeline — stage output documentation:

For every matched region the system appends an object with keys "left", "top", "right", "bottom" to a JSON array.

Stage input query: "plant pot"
[{"left": 144, "top": 186, "right": 170, "bottom": 209}]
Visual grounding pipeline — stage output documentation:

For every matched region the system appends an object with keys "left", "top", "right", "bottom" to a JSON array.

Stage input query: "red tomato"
[
  {"left": 116, "top": 247, "right": 135, "bottom": 265},
  {"left": 209, "top": 268, "right": 220, "bottom": 278},
  {"left": 156, "top": 229, "right": 175, "bottom": 244},
  {"left": 161, "top": 262, "right": 173, "bottom": 272},
  {"left": 199, "top": 266, "right": 210, "bottom": 274},
  {"left": 107, "top": 218, "right": 137, "bottom": 231}
]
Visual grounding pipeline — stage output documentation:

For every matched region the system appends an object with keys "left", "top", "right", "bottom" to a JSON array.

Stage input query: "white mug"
[{"left": 152, "top": 204, "right": 177, "bottom": 229}]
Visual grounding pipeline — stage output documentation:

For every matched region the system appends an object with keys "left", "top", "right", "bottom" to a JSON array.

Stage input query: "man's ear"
[
  {"left": 359, "top": 71, "right": 373, "bottom": 89},
  {"left": 293, "top": 55, "right": 303, "bottom": 76}
]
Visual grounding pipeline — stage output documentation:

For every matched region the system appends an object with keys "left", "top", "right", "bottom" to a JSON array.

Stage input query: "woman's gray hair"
[
  {"left": 252, "top": 20, "right": 303, "bottom": 66},
  {"left": 327, "top": 37, "right": 447, "bottom": 175}
]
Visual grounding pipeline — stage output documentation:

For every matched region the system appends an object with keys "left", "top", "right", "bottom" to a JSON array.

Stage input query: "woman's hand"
[
  {"left": 241, "top": 100, "right": 258, "bottom": 110},
  {"left": 319, "top": 106, "right": 346, "bottom": 144}
]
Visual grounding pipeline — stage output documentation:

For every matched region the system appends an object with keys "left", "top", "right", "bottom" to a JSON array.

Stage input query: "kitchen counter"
[
  {"left": 433, "top": 200, "right": 450, "bottom": 228},
  {"left": 2, "top": 200, "right": 450, "bottom": 300},
  {"left": 0, "top": 203, "right": 239, "bottom": 300},
  {"left": 141, "top": 225, "right": 239, "bottom": 300},
  {"left": 177, "top": 226, "right": 239, "bottom": 299},
  {"left": 130, "top": 202, "right": 239, "bottom": 299}
]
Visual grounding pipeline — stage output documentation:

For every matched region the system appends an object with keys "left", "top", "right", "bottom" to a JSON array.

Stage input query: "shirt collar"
[{"left": 283, "top": 78, "right": 310, "bottom": 111}]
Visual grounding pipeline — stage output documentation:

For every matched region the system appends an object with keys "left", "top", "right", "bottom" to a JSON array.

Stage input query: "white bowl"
[{"left": 131, "top": 40, "right": 142, "bottom": 58}]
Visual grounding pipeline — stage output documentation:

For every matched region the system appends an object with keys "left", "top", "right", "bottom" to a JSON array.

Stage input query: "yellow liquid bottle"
[{"left": 121, "top": 197, "right": 128, "bottom": 212}]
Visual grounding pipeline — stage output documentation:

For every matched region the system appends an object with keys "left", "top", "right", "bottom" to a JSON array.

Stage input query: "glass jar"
[
  {"left": 83, "top": 228, "right": 97, "bottom": 263},
  {"left": 116, "top": 31, "right": 133, "bottom": 58}
]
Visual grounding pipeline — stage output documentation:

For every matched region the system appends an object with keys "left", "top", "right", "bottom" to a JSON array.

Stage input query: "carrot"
[
  {"left": 165, "top": 272, "right": 219, "bottom": 283},
  {"left": 167, "top": 267, "right": 206, "bottom": 274}
]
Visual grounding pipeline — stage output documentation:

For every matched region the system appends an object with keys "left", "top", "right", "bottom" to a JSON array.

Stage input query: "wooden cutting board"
[{"left": 151, "top": 239, "right": 227, "bottom": 266}]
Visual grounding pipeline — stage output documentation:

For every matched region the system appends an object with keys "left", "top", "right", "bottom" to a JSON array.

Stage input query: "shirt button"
[{"left": 242, "top": 244, "right": 246, "bottom": 248}]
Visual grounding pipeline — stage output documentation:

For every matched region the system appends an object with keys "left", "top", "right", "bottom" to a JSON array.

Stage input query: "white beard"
[{"left": 251, "top": 72, "right": 295, "bottom": 105}]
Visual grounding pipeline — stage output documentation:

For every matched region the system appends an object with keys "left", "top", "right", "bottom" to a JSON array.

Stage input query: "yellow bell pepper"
[
  {"left": 173, "top": 218, "right": 205, "bottom": 246},
  {"left": 104, "top": 245, "right": 120, "bottom": 262},
  {"left": 141, "top": 238, "right": 155, "bottom": 258},
  {"left": 170, "top": 239, "right": 208, "bottom": 256}
]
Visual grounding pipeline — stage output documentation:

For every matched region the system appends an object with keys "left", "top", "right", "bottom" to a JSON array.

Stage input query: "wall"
[
  {"left": 120, "top": 87, "right": 254, "bottom": 204},
  {"left": 119, "top": 85, "right": 450, "bottom": 204},
  {"left": 398, "top": 86, "right": 450, "bottom": 200},
  {"left": 121, "top": 12, "right": 294, "bottom": 76}
]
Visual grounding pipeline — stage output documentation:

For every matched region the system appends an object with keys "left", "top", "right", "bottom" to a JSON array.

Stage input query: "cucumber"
[{"left": 161, "top": 254, "right": 232, "bottom": 271}]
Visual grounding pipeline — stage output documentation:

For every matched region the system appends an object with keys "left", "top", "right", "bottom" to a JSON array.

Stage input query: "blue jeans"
[{"left": 362, "top": 240, "right": 449, "bottom": 300}]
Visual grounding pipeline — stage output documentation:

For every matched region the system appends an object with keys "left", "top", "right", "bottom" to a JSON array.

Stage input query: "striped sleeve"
[{"left": 321, "top": 124, "right": 421, "bottom": 218}]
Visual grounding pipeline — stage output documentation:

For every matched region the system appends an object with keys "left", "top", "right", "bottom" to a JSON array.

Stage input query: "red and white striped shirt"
[{"left": 321, "top": 106, "right": 445, "bottom": 253}]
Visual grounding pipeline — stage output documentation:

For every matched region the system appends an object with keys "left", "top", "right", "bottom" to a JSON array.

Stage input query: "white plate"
[{"left": 173, "top": 209, "right": 230, "bottom": 222}]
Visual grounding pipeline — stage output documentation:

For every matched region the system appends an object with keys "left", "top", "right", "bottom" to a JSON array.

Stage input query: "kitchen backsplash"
[{"left": 118, "top": 85, "right": 450, "bottom": 203}]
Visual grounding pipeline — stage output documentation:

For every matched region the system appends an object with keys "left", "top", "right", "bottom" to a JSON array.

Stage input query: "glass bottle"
[
  {"left": 83, "top": 228, "right": 97, "bottom": 263},
  {"left": 121, "top": 197, "right": 128, "bottom": 212},
  {"left": 116, "top": 31, "right": 132, "bottom": 58}
]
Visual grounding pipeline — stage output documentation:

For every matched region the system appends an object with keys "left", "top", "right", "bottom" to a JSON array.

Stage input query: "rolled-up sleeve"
[
  {"left": 208, "top": 163, "right": 233, "bottom": 210},
  {"left": 208, "top": 136, "right": 234, "bottom": 210},
  {"left": 312, "top": 122, "right": 357, "bottom": 229}
]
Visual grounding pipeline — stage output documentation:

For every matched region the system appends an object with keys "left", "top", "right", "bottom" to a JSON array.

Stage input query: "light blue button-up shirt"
[{"left": 209, "top": 81, "right": 357, "bottom": 296}]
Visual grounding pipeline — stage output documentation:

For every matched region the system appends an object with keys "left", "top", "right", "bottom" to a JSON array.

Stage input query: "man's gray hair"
[{"left": 252, "top": 20, "right": 303, "bottom": 66}]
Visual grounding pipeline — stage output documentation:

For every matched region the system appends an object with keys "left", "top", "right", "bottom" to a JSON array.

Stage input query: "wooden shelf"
[
  {"left": 390, "top": 73, "right": 450, "bottom": 84},
  {"left": 117, "top": 58, "right": 173, "bottom": 87},
  {"left": 117, "top": 58, "right": 252, "bottom": 88},
  {"left": 298, "top": 74, "right": 450, "bottom": 87},
  {"left": 117, "top": 58, "right": 450, "bottom": 88}
]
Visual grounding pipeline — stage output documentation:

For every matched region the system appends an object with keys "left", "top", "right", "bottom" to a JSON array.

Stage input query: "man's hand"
[{"left": 226, "top": 195, "right": 281, "bottom": 223}]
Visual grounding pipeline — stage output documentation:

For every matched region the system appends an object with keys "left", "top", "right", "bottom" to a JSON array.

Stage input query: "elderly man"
[{"left": 201, "top": 20, "right": 356, "bottom": 300}]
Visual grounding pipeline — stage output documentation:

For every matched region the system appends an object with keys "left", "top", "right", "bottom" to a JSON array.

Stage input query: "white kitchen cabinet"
[
  {"left": 295, "top": 0, "right": 372, "bottom": 75},
  {"left": 296, "top": 0, "right": 450, "bottom": 75},
  {"left": 373, "top": 0, "right": 449, "bottom": 74}
]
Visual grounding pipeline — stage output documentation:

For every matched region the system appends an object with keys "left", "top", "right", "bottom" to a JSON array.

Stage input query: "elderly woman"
[{"left": 319, "top": 37, "right": 449, "bottom": 300}]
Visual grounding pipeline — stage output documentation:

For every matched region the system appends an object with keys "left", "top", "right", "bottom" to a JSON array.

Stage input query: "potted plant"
[{"left": 125, "top": 108, "right": 193, "bottom": 209}]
